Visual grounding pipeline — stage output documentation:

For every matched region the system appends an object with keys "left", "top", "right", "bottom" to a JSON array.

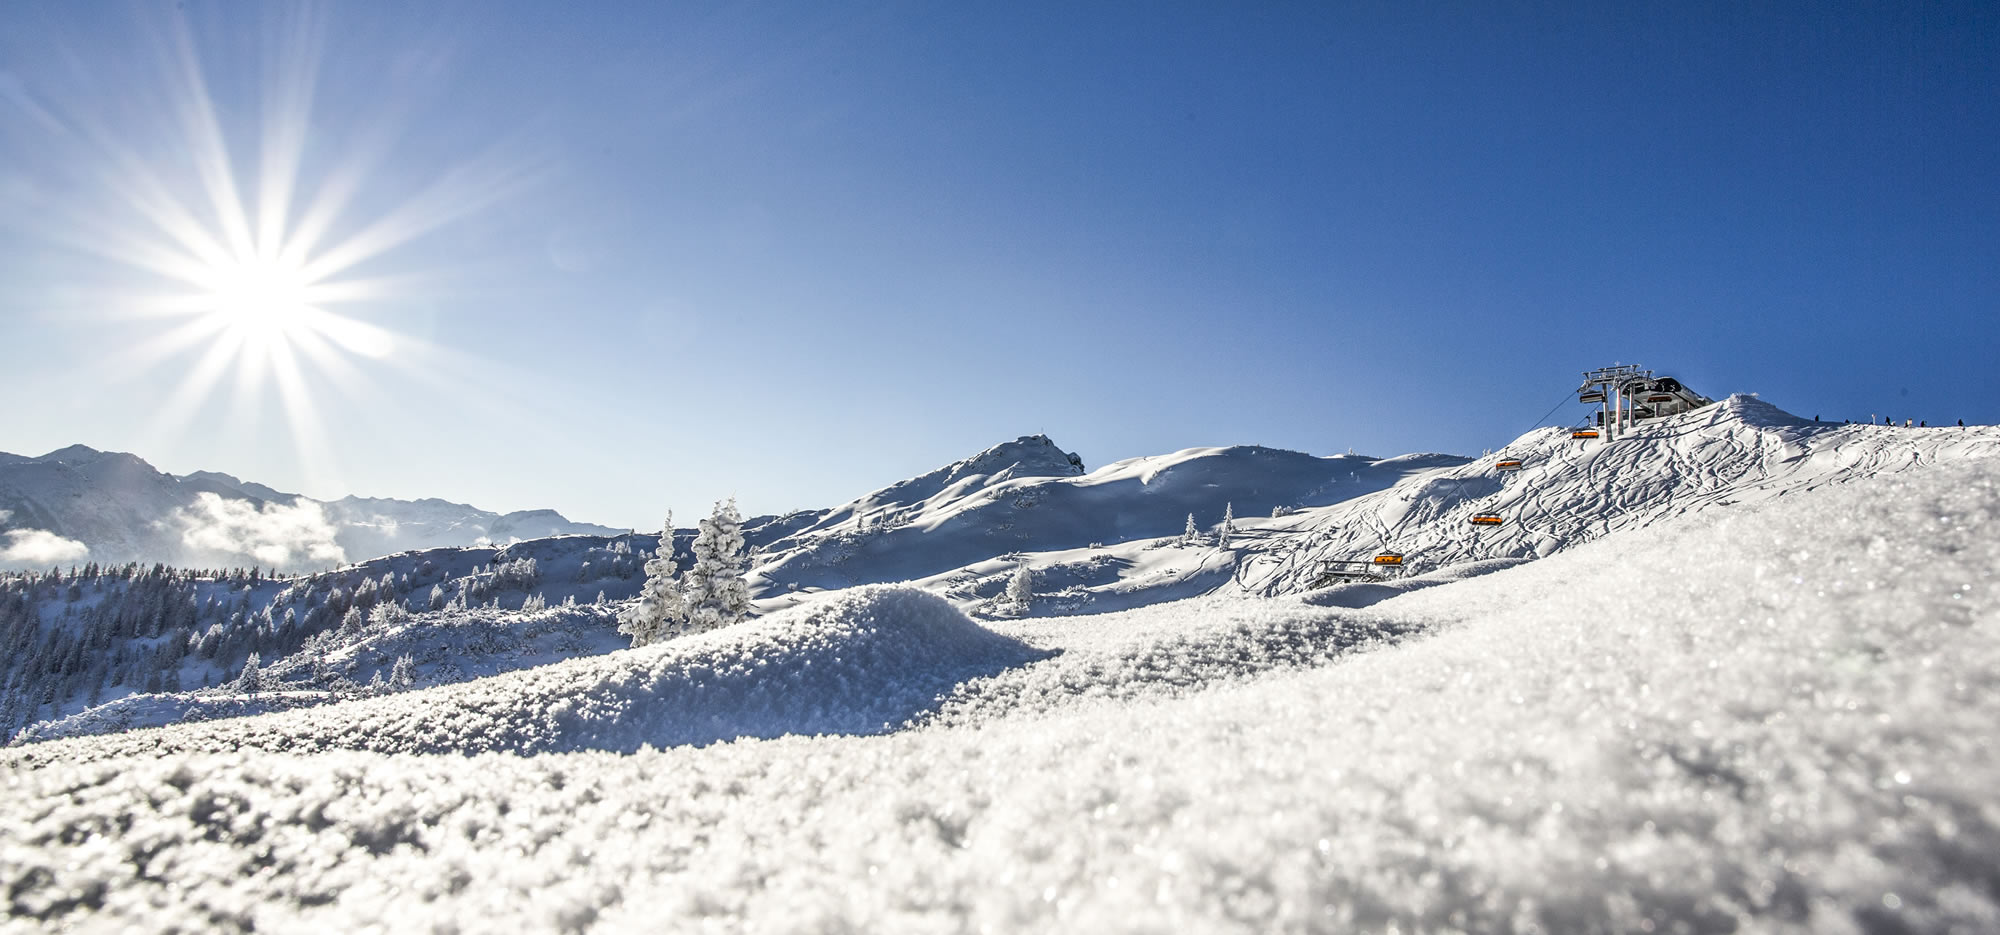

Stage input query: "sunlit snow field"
[{"left": 5, "top": 455, "right": 1998, "bottom": 933}]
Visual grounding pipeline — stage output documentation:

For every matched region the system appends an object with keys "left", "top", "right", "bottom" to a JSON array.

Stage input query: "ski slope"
[
  {"left": 1240, "top": 395, "right": 2000, "bottom": 594},
  {"left": 4, "top": 442, "right": 1997, "bottom": 932}
]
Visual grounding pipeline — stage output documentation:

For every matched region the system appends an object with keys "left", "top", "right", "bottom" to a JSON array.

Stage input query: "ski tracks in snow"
[{"left": 1259, "top": 396, "right": 2000, "bottom": 593}]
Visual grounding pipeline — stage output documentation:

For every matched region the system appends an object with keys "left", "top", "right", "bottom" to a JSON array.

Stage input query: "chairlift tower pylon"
[
  {"left": 1578, "top": 364, "right": 1648, "bottom": 440},
  {"left": 1577, "top": 364, "right": 1714, "bottom": 438}
]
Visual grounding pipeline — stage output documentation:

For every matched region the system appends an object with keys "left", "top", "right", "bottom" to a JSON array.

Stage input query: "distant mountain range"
[{"left": 0, "top": 445, "right": 625, "bottom": 570}]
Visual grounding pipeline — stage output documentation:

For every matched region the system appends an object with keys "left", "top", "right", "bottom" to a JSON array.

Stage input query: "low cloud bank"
[
  {"left": 0, "top": 528, "right": 90, "bottom": 567},
  {"left": 170, "top": 493, "right": 347, "bottom": 571}
]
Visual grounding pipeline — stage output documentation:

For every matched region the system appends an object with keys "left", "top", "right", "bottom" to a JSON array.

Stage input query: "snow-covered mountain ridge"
[
  {"left": 745, "top": 433, "right": 1465, "bottom": 606},
  {"left": 746, "top": 396, "right": 2000, "bottom": 617},
  {"left": 7, "top": 395, "right": 1998, "bottom": 748},
  {"left": 0, "top": 444, "right": 625, "bottom": 570}
]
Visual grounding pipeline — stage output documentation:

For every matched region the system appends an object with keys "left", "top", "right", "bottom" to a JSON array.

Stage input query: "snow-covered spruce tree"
[
  {"left": 684, "top": 498, "right": 752, "bottom": 633},
  {"left": 618, "top": 514, "right": 689, "bottom": 648},
  {"left": 388, "top": 653, "right": 416, "bottom": 691},
  {"left": 1007, "top": 563, "right": 1033, "bottom": 611},
  {"left": 236, "top": 651, "right": 261, "bottom": 693},
  {"left": 369, "top": 601, "right": 406, "bottom": 630},
  {"left": 1217, "top": 502, "right": 1235, "bottom": 549},
  {"left": 1181, "top": 512, "right": 1199, "bottom": 546}
]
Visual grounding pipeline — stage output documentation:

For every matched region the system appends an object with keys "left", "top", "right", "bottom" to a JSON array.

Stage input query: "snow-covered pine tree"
[
  {"left": 237, "top": 651, "right": 261, "bottom": 693},
  {"left": 389, "top": 653, "right": 416, "bottom": 691},
  {"left": 369, "top": 602, "right": 406, "bottom": 630},
  {"left": 684, "top": 498, "right": 751, "bottom": 633},
  {"left": 1007, "top": 563, "right": 1033, "bottom": 611},
  {"left": 618, "top": 514, "right": 688, "bottom": 647},
  {"left": 1181, "top": 512, "right": 1199, "bottom": 546},
  {"left": 1217, "top": 502, "right": 1235, "bottom": 549}
]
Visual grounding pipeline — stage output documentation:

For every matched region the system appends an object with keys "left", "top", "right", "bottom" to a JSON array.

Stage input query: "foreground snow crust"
[{"left": 5, "top": 457, "right": 1999, "bottom": 933}]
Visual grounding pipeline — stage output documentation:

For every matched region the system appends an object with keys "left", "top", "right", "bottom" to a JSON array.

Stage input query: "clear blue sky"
[{"left": 1, "top": 1, "right": 1994, "bottom": 529}]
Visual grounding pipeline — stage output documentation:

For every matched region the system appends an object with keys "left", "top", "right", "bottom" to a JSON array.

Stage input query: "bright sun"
[
  {"left": 201, "top": 257, "right": 315, "bottom": 345},
  {"left": 54, "top": 6, "right": 523, "bottom": 490}
]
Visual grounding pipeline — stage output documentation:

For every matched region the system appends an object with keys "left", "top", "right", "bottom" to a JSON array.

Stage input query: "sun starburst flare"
[{"left": 18, "top": 5, "right": 535, "bottom": 492}]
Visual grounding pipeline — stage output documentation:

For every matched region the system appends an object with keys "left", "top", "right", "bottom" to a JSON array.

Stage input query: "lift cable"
[
  {"left": 1276, "top": 381, "right": 1610, "bottom": 591},
  {"left": 1449, "top": 384, "right": 1595, "bottom": 536},
  {"left": 1281, "top": 384, "right": 1586, "bottom": 588},
  {"left": 1523, "top": 387, "right": 1581, "bottom": 434}
]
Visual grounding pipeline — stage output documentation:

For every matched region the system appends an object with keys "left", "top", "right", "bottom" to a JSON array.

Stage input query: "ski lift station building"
[{"left": 1578, "top": 365, "right": 1713, "bottom": 437}]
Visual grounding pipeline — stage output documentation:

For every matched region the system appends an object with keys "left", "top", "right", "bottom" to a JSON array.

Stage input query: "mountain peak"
[
  {"left": 954, "top": 434, "right": 1085, "bottom": 480},
  {"left": 902, "top": 433, "right": 1086, "bottom": 501},
  {"left": 38, "top": 444, "right": 107, "bottom": 464},
  {"left": 178, "top": 470, "right": 295, "bottom": 503},
  {"left": 1714, "top": 393, "right": 1814, "bottom": 428}
]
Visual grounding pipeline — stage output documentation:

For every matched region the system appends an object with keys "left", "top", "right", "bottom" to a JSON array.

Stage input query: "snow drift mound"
[
  {"left": 8, "top": 587, "right": 1053, "bottom": 761},
  {"left": 1296, "top": 556, "right": 1530, "bottom": 609},
  {"left": 13, "top": 691, "right": 340, "bottom": 744}
]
